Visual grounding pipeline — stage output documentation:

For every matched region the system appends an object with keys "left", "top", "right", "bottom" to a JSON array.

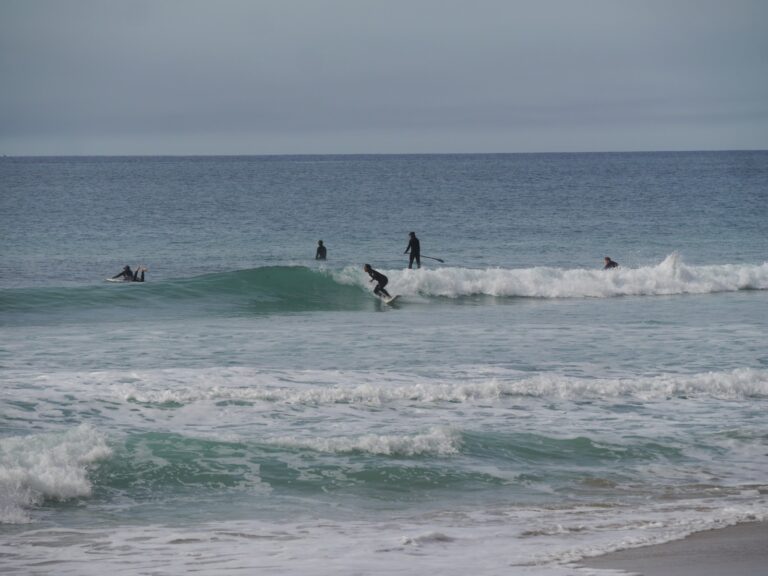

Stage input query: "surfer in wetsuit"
[
  {"left": 315, "top": 240, "right": 327, "bottom": 260},
  {"left": 112, "top": 265, "right": 146, "bottom": 282},
  {"left": 363, "top": 264, "right": 391, "bottom": 299},
  {"left": 404, "top": 231, "right": 420, "bottom": 269},
  {"left": 603, "top": 256, "right": 619, "bottom": 270}
]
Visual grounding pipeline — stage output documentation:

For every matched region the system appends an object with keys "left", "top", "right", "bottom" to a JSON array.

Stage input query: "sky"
[{"left": 1, "top": 0, "right": 767, "bottom": 155}]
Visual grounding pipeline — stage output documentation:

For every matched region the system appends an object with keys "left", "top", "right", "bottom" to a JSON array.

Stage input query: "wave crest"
[
  {"left": 360, "top": 254, "right": 768, "bottom": 299},
  {"left": 0, "top": 424, "right": 111, "bottom": 523},
  {"left": 268, "top": 427, "right": 461, "bottom": 456}
]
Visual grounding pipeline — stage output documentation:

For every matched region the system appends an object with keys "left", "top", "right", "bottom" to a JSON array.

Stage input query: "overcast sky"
[{"left": 1, "top": 0, "right": 766, "bottom": 155}]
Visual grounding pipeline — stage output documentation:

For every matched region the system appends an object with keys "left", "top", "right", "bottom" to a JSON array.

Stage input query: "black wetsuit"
[
  {"left": 316, "top": 245, "right": 327, "bottom": 260},
  {"left": 113, "top": 267, "right": 134, "bottom": 281},
  {"left": 405, "top": 236, "right": 421, "bottom": 269},
  {"left": 112, "top": 267, "right": 145, "bottom": 282},
  {"left": 367, "top": 268, "right": 391, "bottom": 298},
  {"left": 604, "top": 259, "right": 619, "bottom": 270}
]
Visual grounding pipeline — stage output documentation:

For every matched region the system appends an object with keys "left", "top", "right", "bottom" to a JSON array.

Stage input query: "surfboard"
[{"left": 383, "top": 295, "right": 400, "bottom": 305}]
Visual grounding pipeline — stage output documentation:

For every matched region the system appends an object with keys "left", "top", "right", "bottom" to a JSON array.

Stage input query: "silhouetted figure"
[
  {"left": 315, "top": 240, "right": 327, "bottom": 260},
  {"left": 603, "top": 256, "right": 619, "bottom": 270},
  {"left": 112, "top": 265, "right": 146, "bottom": 282},
  {"left": 404, "top": 232, "right": 421, "bottom": 269},
  {"left": 363, "top": 263, "right": 391, "bottom": 299}
]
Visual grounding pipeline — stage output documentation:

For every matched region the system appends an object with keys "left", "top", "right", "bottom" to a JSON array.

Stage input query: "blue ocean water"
[{"left": 1, "top": 152, "right": 767, "bottom": 575}]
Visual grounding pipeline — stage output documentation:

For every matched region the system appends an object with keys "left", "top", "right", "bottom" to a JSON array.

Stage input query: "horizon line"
[{"left": 3, "top": 148, "right": 767, "bottom": 159}]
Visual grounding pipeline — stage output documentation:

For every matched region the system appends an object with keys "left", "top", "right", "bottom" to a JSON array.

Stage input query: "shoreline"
[{"left": 579, "top": 521, "right": 768, "bottom": 576}]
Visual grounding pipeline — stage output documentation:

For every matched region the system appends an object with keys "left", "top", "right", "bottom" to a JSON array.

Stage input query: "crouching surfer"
[
  {"left": 112, "top": 265, "right": 147, "bottom": 282},
  {"left": 363, "top": 264, "right": 391, "bottom": 299},
  {"left": 603, "top": 256, "right": 619, "bottom": 270}
]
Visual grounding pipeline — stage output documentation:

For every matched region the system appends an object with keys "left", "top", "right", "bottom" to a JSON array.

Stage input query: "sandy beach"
[{"left": 581, "top": 521, "right": 768, "bottom": 576}]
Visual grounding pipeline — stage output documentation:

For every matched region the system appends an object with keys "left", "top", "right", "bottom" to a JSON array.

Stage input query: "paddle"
[{"left": 421, "top": 255, "right": 444, "bottom": 263}]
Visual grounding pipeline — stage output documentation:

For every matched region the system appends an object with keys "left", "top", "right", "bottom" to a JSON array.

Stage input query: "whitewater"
[
  {"left": 336, "top": 253, "right": 768, "bottom": 298},
  {"left": 1, "top": 152, "right": 767, "bottom": 575}
]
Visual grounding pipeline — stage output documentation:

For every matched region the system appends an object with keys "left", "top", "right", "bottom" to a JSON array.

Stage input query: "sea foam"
[
  {"left": 0, "top": 424, "right": 111, "bottom": 523},
  {"left": 336, "top": 254, "right": 768, "bottom": 299},
  {"left": 268, "top": 427, "right": 461, "bottom": 456},
  {"left": 112, "top": 366, "right": 768, "bottom": 406}
]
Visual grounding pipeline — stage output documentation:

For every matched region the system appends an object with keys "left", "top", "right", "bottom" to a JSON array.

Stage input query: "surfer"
[
  {"left": 603, "top": 256, "right": 619, "bottom": 270},
  {"left": 404, "top": 231, "right": 420, "bottom": 269},
  {"left": 363, "top": 264, "right": 391, "bottom": 299},
  {"left": 112, "top": 265, "right": 146, "bottom": 282},
  {"left": 315, "top": 240, "right": 327, "bottom": 260}
]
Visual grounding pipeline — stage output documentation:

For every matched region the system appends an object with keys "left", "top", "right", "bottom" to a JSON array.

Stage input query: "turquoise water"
[{"left": 1, "top": 153, "right": 767, "bottom": 575}]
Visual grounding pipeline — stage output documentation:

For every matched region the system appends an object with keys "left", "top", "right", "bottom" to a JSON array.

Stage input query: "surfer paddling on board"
[
  {"left": 603, "top": 256, "right": 619, "bottom": 270},
  {"left": 363, "top": 264, "right": 391, "bottom": 300},
  {"left": 112, "top": 265, "right": 147, "bottom": 282},
  {"left": 404, "top": 231, "right": 421, "bottom": 269}
]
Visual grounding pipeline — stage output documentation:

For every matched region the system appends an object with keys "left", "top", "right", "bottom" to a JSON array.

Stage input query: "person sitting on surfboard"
[
  {"left": 404, "top": 232, "right": 421, "bottom": 269},
  {"left": 112, "top": 265, "right": 146, "bottom": 282},
  {"left": 363, "top": 264, "right": 391, "bottom": 299},
  {"left": 603, "top": 256, "right": 619, "bottom": 270},
  {"left": 315, "top": 240, "right": 327, "bottom": 260}
]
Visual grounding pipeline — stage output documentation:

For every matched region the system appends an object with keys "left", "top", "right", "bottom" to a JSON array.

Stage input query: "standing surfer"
[{"left": 404, "top": 231, "right": 421, "bottom": 269}]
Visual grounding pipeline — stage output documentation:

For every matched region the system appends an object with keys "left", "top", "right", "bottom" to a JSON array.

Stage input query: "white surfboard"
[{"left": 383, "top": 295, "right": 400, "bottom": 305}]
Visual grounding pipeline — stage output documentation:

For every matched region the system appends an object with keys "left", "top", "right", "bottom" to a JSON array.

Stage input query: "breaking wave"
[
  {"left": 0, "top": 425, "right": 111, "bottom": 523},
  {"left": 2, "top": 255, "right": 765, "bottom": 324},
  {"left": 370, "top": 253, "right": 768, "bottom": 299}
]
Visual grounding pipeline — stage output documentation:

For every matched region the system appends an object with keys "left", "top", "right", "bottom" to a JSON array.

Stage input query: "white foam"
[
  {"left": 268, "top": 427, "right": 461, "bottom": 456},
  {"left": 497, "top": 367, "right": 768, "bottom": 400},
  {"left": 1, "top": 502, "right": 765, "bottom": 576},
  {"left": 336, "top": 254, "right": 768, "bottom": 299},
  {"left": 116, "top": 375, "right": 511, "bottom": 405},
  {"left": 0, "top": 424, "right": 111, "bottom": 523},
  {"left": 402, "top": 531, "right": 456, "bottom": 545},
  {"left": 110, "top": 366, "right": 768, "bottom": 406}
]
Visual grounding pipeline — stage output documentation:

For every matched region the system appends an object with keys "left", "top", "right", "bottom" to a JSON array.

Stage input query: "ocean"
[{"left": 1, "top": 152, "right": 767, "bottom": 575}]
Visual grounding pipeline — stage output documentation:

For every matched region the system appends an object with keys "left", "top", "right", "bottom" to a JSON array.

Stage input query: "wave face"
[
  {"left": 2, "top": 255, "right": 765, "bottom": 324},
  {"left": 0, "top": 266, "right": 370, "bottom": 323}
]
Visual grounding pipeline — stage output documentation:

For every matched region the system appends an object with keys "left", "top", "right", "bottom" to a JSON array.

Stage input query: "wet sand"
[{"left": 581, "top": 521, "right": 768, "bottom": 576}]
